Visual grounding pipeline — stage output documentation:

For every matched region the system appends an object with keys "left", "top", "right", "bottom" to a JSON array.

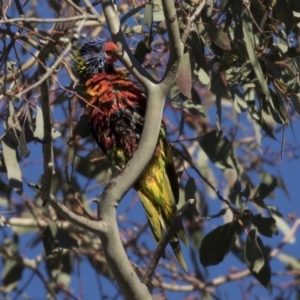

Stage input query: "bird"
[{"left": 74, "top": 37, "right": 188, "bottom": 271}]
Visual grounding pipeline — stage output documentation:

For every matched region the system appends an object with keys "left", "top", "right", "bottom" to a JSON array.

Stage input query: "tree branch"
[
  {"left": 160, "top": 0, "right": 183, "bottom": 90},
  {"left": 102, "top": 0, "right": 154, "bottom": 88},
  {"left": 36, "top": 0, "right": 183, "bottom": 299}
]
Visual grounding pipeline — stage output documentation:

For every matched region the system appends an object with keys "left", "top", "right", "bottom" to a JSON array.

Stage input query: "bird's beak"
[{"left": 104, "top": 42, "right": 119, "bottom": 63}]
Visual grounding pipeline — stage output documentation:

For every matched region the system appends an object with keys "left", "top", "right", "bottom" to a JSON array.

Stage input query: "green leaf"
[
  {"left": 206, "top": 24, "right": 231, "bottom": 51},
  {"left": 197, "top": 68, "right": 211, "bottom": 87},
  {"left": 33, "top": 106, "right": 61, "bottom": 141},
  {"left": 253, "top": 177, "right": 277, "bottom": 201},
  {"left": 199, "top": 222, "right": 237, "bottom": 267},
  {"left": 243, "top": 9, "right": 274, "bottom": 109},
  {"left": 244, "top": 229, "right": 271, "bottom": 287},
  {"left": 272, "top": 214, "right": 295, "bottom": 243},
  {"left": 277, "top": 253, "right": 300, "bottom": 270},
  {"left": 252, "top": 214, "right": 278, "bottom": 237},
  {"left": 153, "top": 10, "right": 165, "bottom": 22},
  {"left": 199, "top": 130, "right": 232, "bottom": 169},
  {"left": 1, "top": 135, "right": 23, "bottom": 195},
  {"left": 143, "top": 4, "right": 153, "bottom": 28}
]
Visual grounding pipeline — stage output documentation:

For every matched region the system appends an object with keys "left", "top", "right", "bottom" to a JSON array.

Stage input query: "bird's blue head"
[{"left": 74, "top": 38, "right": 119, "bottom": 81}]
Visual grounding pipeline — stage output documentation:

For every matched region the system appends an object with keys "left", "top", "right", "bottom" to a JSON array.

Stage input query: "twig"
[
  {"left": 0, "top": 14, "right": 99, "bottom": 24},
  {"left": 142, "top": 199, "right": 196, "bottom": 286},
  {"left": 181, "top": 0, "right": 207, "bottom": 44},
  {"left": 14, "top": 42, "right": 72, "bottom": 99}
]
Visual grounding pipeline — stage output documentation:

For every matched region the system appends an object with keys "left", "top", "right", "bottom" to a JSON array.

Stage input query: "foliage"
[{"left": 0, "top": 0, "right": 299, "bottom": 299}]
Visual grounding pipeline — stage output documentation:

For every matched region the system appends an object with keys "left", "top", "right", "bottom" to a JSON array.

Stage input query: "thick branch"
[{"left": 160, "top": 0, "right": 183, "bottom": 90}]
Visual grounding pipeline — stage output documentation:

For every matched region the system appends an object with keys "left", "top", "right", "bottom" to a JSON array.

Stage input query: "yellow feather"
[{"left": 135, "top": 132, "right": 188, "bottom": 271}]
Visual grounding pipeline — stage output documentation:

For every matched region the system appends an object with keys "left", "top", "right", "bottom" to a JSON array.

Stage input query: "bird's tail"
[
  {"left": 169, "top": 231, "right": 188, "bottom": 272},
  {"left": 138, "top": 190, "right": 188, "bottom": 271}
]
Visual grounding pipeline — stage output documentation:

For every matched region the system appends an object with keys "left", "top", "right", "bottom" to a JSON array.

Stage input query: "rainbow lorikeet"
[{"left": 74, "top": 38, "right": 188, "bottom": 271}]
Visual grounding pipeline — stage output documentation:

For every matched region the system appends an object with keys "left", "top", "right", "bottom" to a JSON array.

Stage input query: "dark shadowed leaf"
[
  {"left": 252, "top": 214, "right": 278, "bottom": 237},
  {"left": 206, "top": 24, "right": 231, "bottom": 51},
  {"left": 290, "top": 0, "right": 300, "bottom": 12},
  {"left": 2, "top": 238, "right": 24, "bottom": 291},
  {"left": 1, "top": 135, "right": 23, "bottom": 195},
  {"left": 120, "top": 5, "right": 144, "bottom": 24},
  {"left": 46, "top": 252, "right": 72, "bottom": 290},
  {"left": 199, "top": 130, "right": 232, "bottom": 168},
  {"left": 242, "top": 184, "right": 251, "bottom": 199},
  {"left": 273, "top": 0, "right": 295, "bottom": 33},
  {"left": 176, "top": 52, "right": 192, "bottom": 99},
  {"left": 184, "top": 177, "right": 197, "bottom": 202},
  {"left": 134, "top": 38, "right": 152, "bottom": 64},
  {"left": 42, "top": 221, "right": 78, "bottom": 256},
  {"left": 253, "top": 177, "right": 277, "bottom": 200},
  {"left": 200, "top": 222, "right": 237, "bottom": 267},
  {"left": 183, "top": 99, "right": 206, "bottom": 117},
  {"left": 290, "top": 93, "right": 300, "bottom": 115},
  {"left": 19, "top": 122, "right": 30, "bottom": 158},
  {"left": 244, "top": 229, "right": 271, "bottom": 287},
  {"left": 269, "top": 89, "right": 289, "bottom": 124},
  {"left": 73, "top": 114, "right": 91, "bottom": 139},
  {"left": 250, "top": 0, "right": 267, "bottom": 33},
  {"left": 178, "top": 110, "right": 185, "bottom": 137},
  {"left": 228, "top": 191, "right": 242, "bottom": 208},
  {"left": 2, "top": 260, "right": 24, "bottom": 291},
  {"left": 190, "top": 31, "right": 206, "bottom": 70},
  {"left": 243, "top": 9, "right": 273, "bottom": 107},
  {"left": 245, "top": 229, "right": 264, "bottom": 273}
]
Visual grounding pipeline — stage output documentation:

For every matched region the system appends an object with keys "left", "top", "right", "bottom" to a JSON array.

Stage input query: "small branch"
[
  {"left": 0, "top": 15, "right": 97, "bottom": 24},
  {"left": 15, "top": 42, "right": 72, "bottom": 99},
  {"left": 181, "top": 0, "right": 207, "bottom": 44},
  {"left": 38, "top": 46, "right": 55, "bottom": 206},
  {"left": 142, "top": 199, "right": 196, "bottom": 286}
]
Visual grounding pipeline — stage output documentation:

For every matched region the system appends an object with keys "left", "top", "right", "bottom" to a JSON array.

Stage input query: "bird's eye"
[{"left": 89, "top": 49, "right": 98, "bottom": 55}]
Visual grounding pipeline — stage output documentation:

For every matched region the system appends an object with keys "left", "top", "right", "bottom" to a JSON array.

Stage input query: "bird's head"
[{"left": 74, "top": 38, "right": 119, "bottom": 80}]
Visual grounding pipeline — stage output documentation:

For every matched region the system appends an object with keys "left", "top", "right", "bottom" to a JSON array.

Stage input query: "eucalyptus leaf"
[
  {"left": 244, "top": 229, "right": 271, "bottom": 287},
  {"left": 1, "top": 135, "right": 23, "bottom": 195},
  {"left": 200, "top": 222, "right": 237, "bottom": 267},
  {"left": 199, "top": 130, "right": 232, "bottom": 169}
]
